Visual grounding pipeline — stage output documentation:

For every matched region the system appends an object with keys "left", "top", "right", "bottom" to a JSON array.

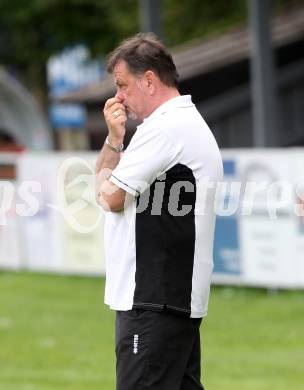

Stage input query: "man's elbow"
[
  {"left": 96, "top": 180, "right": 128, "bottom": 212},
  {"left": 96, "top": 191, "right": 125, "bottom": 212}
]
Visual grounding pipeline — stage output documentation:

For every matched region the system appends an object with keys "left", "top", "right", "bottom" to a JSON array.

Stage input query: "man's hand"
[
  {"left": 95, "top": 96, "right": 128, "bottom": 212},
  {"left": 103, "top": 97, "right": 127, "bottom": 145}
]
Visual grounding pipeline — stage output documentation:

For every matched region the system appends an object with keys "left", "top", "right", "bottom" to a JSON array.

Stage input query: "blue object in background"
[
  {"left": 47, "top": 45, "right": 103, "bottom": 129},
  {"left": 213, "top": 159, "right": 241, "bottom": 275},
  {"left": 49, "top": 103, "right": 86, "bottom": 129}
]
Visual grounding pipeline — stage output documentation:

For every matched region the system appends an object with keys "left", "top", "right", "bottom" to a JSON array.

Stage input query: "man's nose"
[{"left": 115, "top": 91, "right": 124, "bottom": 102}]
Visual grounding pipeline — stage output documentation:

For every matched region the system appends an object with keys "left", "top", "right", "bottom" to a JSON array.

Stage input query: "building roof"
[{"left": 58, "top": 6, "right": 304, "bottom": 104}]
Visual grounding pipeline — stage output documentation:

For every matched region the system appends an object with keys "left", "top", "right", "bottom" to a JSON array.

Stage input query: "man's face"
[{"left": 113, "top": 60, "right": 148, "bottom": 121}]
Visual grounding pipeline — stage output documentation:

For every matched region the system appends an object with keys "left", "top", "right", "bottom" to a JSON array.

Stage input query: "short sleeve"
[{"left": 110, "top": 127, "right": 180, "bottom": 196}]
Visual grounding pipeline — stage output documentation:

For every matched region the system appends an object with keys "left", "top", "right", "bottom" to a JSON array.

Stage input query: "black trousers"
[{"left": 115, "top": 309, "right": 205, "bottom": 390}]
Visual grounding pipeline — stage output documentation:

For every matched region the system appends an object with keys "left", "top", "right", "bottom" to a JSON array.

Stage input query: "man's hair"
[{"left": 106, "top": 32, "right": 179, "bottom": 88}]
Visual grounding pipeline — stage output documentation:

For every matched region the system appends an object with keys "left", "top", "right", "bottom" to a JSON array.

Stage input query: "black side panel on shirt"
[{"left": 133, "top": 164, "right": 196, "bottom": 317}]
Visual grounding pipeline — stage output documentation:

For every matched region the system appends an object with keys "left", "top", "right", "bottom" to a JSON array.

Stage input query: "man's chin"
[{"left": 127, "top": 111, "right": 138, "bottom": 121}]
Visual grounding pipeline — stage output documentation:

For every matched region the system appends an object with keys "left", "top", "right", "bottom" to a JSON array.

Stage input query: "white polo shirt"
[{"left": 104, "top": 95, "right": 223, "bottom": 318}]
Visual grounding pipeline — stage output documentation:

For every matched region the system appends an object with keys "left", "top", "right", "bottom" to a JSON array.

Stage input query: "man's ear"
[{"left": 145, "top": 70, "right": 156, "bottom": 94}]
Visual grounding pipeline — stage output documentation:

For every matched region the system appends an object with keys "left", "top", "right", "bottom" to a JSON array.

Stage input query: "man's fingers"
[
  {"left": 116, "top": 111, "right": 127, "bottom": 123},
  {"left": 104, "top": 104, "right": 126, "bottom": 122},
  {"left": 104, "top": 102, "right": 126, "bottom": 117},
  {"left": 104, "top": 97, "right": 119, "bottom": 110},
  {"left": 104, "top": 97, "right": 123, "bottom": 110},
  {"left": 102, "top": 97, "right": 127, "bottom": 137},
  {"left": 112, "top": 108, "right": 126, "bottom": 118}
]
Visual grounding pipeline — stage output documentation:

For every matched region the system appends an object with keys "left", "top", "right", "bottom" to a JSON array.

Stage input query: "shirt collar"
[{"left": 140, "top": 95, "right": 194, "bottom": 126}]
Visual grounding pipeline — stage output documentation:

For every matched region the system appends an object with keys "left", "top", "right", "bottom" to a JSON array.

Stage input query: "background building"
[{"left": 59, "top": 5, "right": 304, "bottom": 150}]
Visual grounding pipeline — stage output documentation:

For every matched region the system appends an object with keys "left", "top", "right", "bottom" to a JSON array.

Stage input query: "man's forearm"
[
  {"left": 95, "top": 140, "right": 122, "bottom": 200},
  {"left": 96, "top": 95, "right": 127, "bottom": 207},
  {"left": 95, "top": 141, "right": 121, "bottom": 174}
]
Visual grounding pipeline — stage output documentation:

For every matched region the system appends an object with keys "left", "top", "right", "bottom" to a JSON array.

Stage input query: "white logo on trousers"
[{"left": 133, "top": 334, "right": 139, "bottom": 354}]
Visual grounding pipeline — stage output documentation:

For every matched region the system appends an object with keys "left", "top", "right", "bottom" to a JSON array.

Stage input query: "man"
[{"left": 95, "top": 33, "right": 223, "bottom": 390}]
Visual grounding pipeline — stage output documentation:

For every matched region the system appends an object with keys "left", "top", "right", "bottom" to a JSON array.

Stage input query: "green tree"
[
  {"left": 163, "top": 0, "right": 247, "bottom": 46},
  {"left": 0, "top": 0, "right": 302, "bottom": 105},
  {"left": 0, "top": 0, "right": 139, "bottom": 103}
]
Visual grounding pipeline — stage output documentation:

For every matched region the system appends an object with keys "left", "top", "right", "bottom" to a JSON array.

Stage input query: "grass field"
[{"left": 0, "top": 271, "right": 303, "bottom": 390}]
